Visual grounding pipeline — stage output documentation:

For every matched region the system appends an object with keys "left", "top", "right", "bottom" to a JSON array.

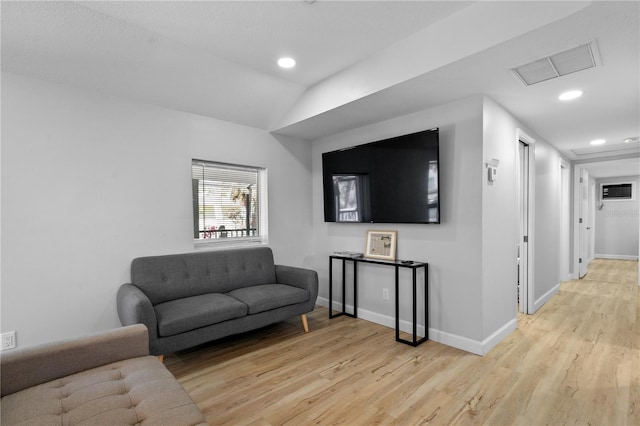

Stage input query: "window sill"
[{"left": 194, "top": 237, "right": 268, "bottom": 250}]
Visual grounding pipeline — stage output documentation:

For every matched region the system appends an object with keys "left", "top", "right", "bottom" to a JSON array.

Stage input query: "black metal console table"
[{"left": 329, "top": 254, "right": 428, "bottom": 347}]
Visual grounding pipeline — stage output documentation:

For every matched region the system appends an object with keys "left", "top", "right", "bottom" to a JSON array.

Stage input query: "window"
[
  {"left": 601, "top": 183, "right": 634, "bottom": 201},
  {"left": 192, "top": 160, "right": 267, "bottom": 245}
]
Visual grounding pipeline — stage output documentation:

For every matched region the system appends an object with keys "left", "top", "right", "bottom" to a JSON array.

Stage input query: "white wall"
[
  {"left": 312, "top": 97, "right": 486, "bottom": 350},
  {"left": 309, "top": 95, "right": 568, "bottom": 355},
  {"left": 1, "top": 73, "right": 570, "bottom": 355},
  {"left": 1, "top": 72, "right": 313, "bottom": 348},
  {"left": 482, "top": 98, "right": 566, "bottom": 314},
  {"left": 594, "top": 175, "right": 640, "bottom": 259},
  {"left": 481, "top": 98, "right": 518, "bottom": 345},
  {"left": 532, "top": 138, "right": 565, "bottom": 307}
]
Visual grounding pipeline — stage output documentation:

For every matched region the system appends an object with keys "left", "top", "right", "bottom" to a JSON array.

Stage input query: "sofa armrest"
[
  {"left": 117, "top": 283, "right": 158, "bottom": 342},
  {"left": 0, "top": 324, "right": 149, "bottom": 397},
  {"left": 275, "top": 265, "right": 319, "bottom": 304}
]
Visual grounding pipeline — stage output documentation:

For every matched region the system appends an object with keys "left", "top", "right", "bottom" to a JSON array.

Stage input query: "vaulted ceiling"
[{"left": 2, "top": 1, "right": 639, "bottom": 175}]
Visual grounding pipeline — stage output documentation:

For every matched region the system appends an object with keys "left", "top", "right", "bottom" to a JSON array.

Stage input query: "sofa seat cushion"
[
  {"left": 155, "top": 293, "right": 248, "bottom": 337},
  {"left": 0, "top": 356, "right": 206, "bottom": 425},
  {"left": 227, "top": 284, "right": 310, "bottom": 315}
]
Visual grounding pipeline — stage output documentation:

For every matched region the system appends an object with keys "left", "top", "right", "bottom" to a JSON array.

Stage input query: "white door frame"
[
  {"left": 573, "top": 165, "right": 591, "bottom": 278},
  {"left": 572, "top": 161, "right": 640, "bottom": 285},
  {"left": 588, "top": 178, "right": 596, "bottom": 263},
  {"left": 516, "top": 129, "right": 536, "bottom": 314},
  {"left": 560, "top": 159, "right": 571, "bottom": 282}
]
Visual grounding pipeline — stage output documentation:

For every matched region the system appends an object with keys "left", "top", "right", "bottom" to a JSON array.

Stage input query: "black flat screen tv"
[{"left": 322, "top": 128, "right": 440, "bottom": 224}]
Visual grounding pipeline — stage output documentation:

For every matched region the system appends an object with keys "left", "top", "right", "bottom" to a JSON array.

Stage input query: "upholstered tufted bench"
[{"left": 0, "top": 324, "right": 205, "bottom": 425}]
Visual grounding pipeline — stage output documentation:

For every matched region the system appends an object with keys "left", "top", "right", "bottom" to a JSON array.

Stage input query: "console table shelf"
[{"left": 329, "top": 254, "right": 429, "bottom": 347}]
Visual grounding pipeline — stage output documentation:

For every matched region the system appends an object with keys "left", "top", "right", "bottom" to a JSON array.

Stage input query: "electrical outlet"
[
  {"left": 382, "top": 288, "right": 390, "bottom": 300},
  {"left": 1, "top": 331, "right": 16, "bottom": 350}
]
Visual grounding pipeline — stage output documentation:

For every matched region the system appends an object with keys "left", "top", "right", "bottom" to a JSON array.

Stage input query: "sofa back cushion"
[{"left": 131, "top": 247, "right": 277, "bottom": 305}]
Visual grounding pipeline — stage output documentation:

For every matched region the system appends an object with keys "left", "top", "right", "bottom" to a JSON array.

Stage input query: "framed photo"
[{"left": 364, "top": 230, "right": 397, "bottom": 261}]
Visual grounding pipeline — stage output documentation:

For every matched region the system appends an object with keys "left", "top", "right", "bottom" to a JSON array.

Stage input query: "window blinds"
[{"left": 192, "top": 160, "right": 261, "bottom": 240}]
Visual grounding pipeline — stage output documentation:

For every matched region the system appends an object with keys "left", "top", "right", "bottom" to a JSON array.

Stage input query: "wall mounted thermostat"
[
  {"left": 486, "top": 158, "right": 499, "bottom": 183},
  {"left": 488, "top": 166, "right": 497, "bottom": 182}
]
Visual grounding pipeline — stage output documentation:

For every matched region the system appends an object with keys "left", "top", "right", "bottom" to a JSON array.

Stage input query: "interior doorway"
[
  {"left": 578, "top": 167, "right": 590, "bottom": 278},
  {"left": 573, "top": 159, "right": 640, "bottom": 284},
  {"left": 516, "top": 138, "right": 535, "bottom": 314},
  {"left": 560, "top": 160, "right": 571, "bottom": 282}
]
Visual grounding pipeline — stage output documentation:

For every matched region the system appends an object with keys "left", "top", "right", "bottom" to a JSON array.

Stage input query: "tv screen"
[{"left": 322, "top": 128, "right": 440, "bottom": 224}]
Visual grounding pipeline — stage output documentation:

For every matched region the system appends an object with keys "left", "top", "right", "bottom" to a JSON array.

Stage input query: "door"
[
  {"left": 578, "top": 168, "right": 590, "bottom": 278},
  {"left": 560, "top": 161, "right": 571, "bottom": 282},
  {"left": 518, "top": 141, "right": 530, "bottom": 313}
]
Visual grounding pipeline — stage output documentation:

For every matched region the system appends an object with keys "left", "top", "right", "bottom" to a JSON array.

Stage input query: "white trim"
[
  {"left": 191, "top": 161, "right": 269, "bottom": 247},
  {"left": 516, "top": 140, "right": 527, "bottom": 314},
  {"left": 573, "top": 165, "right": 590, "bottom": 279},
  {"left": 516, "top": 128, "right": 536, "bottom": 314},
  {"left": 480, "top": 318, "right": 517, "bottom": 355},
  {"left": 316, "top": 297, "right": 425, "bottom": 336},
  {"left": 589, "top": 180, "right": 597, "bottom": 265},
  {"left": 534, "top": 283, "right": 560, "bottom": 312},
  {"left": 517, "top": 129, "right": 536, "bottom": 145},
  {"left": 360, "top": 308, "right": 426, "bottom": 338},
  {"left": 560, "top": 159, "right": 571, "bottom": 285},
  {"left": 194, "top": 238, "right": 268, "bottom": 250},
  {"left": 572, "top": 166, "right": 580, "bottom": 278},
  {"left": 595, "top": 254, "right": 639, "bottom": 261},
  {"left": 428, "top": 328, "right": 484, "bottom": 355},
  {"left": 316, "top": 297, "right": 517, "bottom": 356}
]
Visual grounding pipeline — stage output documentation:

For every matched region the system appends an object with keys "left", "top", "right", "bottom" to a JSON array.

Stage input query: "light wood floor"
[{"left": 165, "top": 260, "right": 639, "bottom": 425}]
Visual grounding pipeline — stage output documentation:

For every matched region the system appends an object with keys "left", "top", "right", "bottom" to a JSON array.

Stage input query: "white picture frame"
[{"left": 364, "top": 230, "right": 397, "bottom": 261}]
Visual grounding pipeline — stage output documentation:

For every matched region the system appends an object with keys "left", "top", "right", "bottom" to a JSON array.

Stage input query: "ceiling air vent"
[{"left": 512, "top": 43, "right": 596, "bottom": 86}]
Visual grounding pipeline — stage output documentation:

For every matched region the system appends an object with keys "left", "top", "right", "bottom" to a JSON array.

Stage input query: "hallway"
[
  {"left": 581, "top": 258, "right": 638, "bottom": 285},
  {"left": 502, "top": 258, "right": 639, "bottom": 424}
]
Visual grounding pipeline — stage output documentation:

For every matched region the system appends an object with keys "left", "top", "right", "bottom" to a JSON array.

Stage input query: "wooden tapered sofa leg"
[
  {"left": 301, "top": 314, "right": 309, "bottom": 333},
  {"left": 157, "top": 355, "right": 164, "bottom": 363}
]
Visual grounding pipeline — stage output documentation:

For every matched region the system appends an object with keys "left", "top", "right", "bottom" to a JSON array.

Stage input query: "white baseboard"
[
  {"left": 316, "top": 297, "right": 516, "bottom": 356},
  {"left": 427, "top": 328, "right": 485, "bottom": 355},
  {"left": 315, "top": 296, "right": 332, "bottom": 311},
  {"left": 480, "top": 318, "right": 517, "bottom": 355},
  {"left": 316, "top": 297, "right": 426, "bottom": 336},
  {"left": 595, "top": 254, "right": 639, "bottom": 261},
  {"left": 533, "top": 283, "right": 560, "bottom": 312}
]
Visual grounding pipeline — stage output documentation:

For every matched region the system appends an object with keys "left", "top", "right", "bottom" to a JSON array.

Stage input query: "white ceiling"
[
  {"left": 2, "top": 1, "right": 639, "bottom": 176},
  {"left": 78, "top": 0, "right": 474, "bottom": 87},
  {"left": 578, "top": 157, "right": 640, "bottom": 179}
]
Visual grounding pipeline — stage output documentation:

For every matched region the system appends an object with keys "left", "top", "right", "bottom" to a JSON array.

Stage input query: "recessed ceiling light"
[
  {"left": 558, "top": 90, "right": 583, "bottom": 101},
  {"left": 590, "top": 139, "right": 606, "bottom": 145},
  {"left": 277, "top": 57, "right": 296, "bottom": 69},
  {"left": 624, "top": 137, "right": 638, "bottom": 143}
]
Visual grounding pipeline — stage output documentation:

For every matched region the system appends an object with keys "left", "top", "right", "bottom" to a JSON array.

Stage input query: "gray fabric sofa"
[
  {"left": 0, "top": 324, "right": 206, "bottom": 425},
  {"left": 117, "top": 247, "right": 318, "bottom": 355}
]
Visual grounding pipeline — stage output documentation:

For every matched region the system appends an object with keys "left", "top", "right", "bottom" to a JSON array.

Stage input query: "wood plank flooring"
[{"left": 165, "top": 260, "right": 639, "bottom": 425}]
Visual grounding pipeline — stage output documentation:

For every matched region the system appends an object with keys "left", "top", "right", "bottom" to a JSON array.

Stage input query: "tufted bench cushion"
[
  {"left": 0, "top": 325, "right": 206, "bottom": 426},
  {"left": 1, "top": 356, "right": 204, "bottom": 425}
]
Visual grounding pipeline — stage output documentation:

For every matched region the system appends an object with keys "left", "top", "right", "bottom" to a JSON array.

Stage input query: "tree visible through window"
[{"left": 192, "top": 160, "right": 264, "bottom": 242}]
